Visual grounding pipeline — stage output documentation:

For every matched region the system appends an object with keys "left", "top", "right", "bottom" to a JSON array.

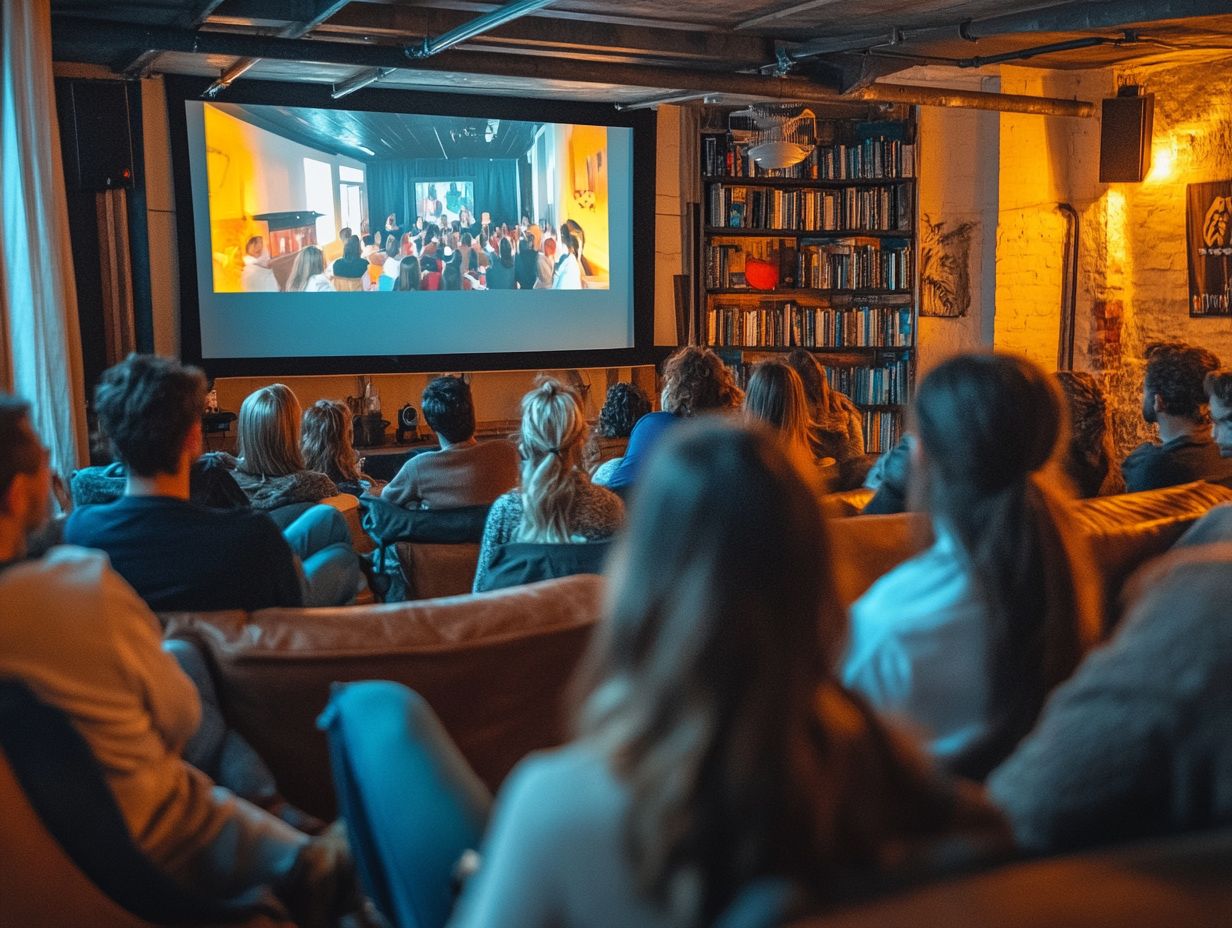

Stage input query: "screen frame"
[{"left": 165, "top": 75, "right": 657, "bottom": 378}]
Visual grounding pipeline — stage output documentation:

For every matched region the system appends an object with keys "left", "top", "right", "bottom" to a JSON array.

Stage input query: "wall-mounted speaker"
[
  {"left": 1099, "top": 86, "right": 1154, "bottom": 183},
  {"left": 56, "top": 80, "right": 135, "bottom": 191}
]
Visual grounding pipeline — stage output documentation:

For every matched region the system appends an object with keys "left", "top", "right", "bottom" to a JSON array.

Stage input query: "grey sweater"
[{"left": 988, "top": 542, "right": 1232, "bottom": 851}]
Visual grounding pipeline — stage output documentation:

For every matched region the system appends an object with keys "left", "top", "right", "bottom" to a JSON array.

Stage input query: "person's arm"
[
  {"left": 254, "top": 517, "right": 306, "bottom": 608},
  {"left": 380, "top": 456, "right": 421, "bottom": 507},
  {"left": 472, "top": 496, "right": 514, "bottom": 593}
]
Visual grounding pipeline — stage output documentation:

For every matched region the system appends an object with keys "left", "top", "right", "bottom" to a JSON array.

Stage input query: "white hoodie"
[{"left": 240, "top": 254, "right": 279, "bottom": 292}]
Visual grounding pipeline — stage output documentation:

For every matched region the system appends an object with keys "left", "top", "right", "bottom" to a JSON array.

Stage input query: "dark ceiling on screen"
[{"left": 214, "top": 103, "right": 541, "bottom": 161}]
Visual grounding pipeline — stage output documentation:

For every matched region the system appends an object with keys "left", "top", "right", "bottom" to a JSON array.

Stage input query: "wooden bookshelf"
[{"left": 698, "top": 114, "right": 919, "bottom": 454}]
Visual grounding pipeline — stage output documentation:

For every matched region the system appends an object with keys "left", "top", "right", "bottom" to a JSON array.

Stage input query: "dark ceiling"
[
  {"left": 214, "top": 102, "right": 540, "bottom": 161},
  {"left": 48, "top": 1, "right": 1232, "bottom": 108}
]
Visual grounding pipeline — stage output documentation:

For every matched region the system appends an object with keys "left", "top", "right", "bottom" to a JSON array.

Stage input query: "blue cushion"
[{"left": 318, "top": 682, "right": 491, "bottom": 928}]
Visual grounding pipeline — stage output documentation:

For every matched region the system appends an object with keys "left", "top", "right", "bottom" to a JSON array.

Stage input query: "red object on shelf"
[{"left": 745, "top": 258, "right": 779, "bottom": 290}]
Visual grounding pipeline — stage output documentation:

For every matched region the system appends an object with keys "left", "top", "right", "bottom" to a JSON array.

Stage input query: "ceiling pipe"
[
  {"left": 406, "top": 0, "right": 558, "bottom": 60},
  {"left": 52, "top": 17, "right": 1094, "bottom": 117},
  {"left": 331, "top": 66, "right": 396, "bottom": 100},
  {"left": 615, "top": 91, "right": 717, "bottom": 111}
]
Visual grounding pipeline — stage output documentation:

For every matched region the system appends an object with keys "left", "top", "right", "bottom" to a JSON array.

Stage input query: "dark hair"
[
  {"left": 1144, "top": 342, "right": 1221, "bottom": 421},
  {"left": 385, "top": 237, "right": 399, "bottom": 259},
  {"left": 460, "top": 232, "right": 473, "bottom": 247},
  {"left": 361, "top": 233, "right": 374, "bottom": 247},
  {"left": 343, "top": 234, "right": 362, "bottom": 262},
  {"left": 575, "top": 419, "right": 951, "bottom": 926},
  {"left": 496, "top": 237, "right": 512, "bottom": 268},
  {"left": 595, "top": 382, "right": 651, "bottom": 439},
  {"left": 1055, "top": 371, "right": 1122, "bottom": 498},
  {"left": 94, "top": 354, "right": 206, "bottom": 477},
  {"left": 661, "top": 346, "right": 743, "bottom": 417},
  {"left": 395, "top": 255, "right": 421, "bottom": 291},
  {"left": 442, "top": 255, "right": 462, "bottom": 291},
  {"left": 912, "top": 353, "right": 1098, "bottom": 778},
  {"left": 1205, "top": 370, "right": 1232, "bottom": 406},
  {"left": 421, "top": 375, "right": 475, "bottom": 444},
  {"left": 420, "top": 254, "right": 440, "bottom": 274},
  {"left": 0, "top": 395, "right": 42, "bottom": 499},
  {"left": 786, "top": 348, "right": 846, "bottom": 419}
]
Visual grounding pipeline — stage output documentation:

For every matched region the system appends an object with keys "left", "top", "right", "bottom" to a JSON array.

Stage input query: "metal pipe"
[
  {"left": 331, "top": 67, "right": 395, "bottom": 100},
  {"left": 615, "top": 91, "right": 715, "bottom": 111},
  {"left": 406, "top": 0, "right": 558, "bottom": 60},
  {"left": 956, "top": 36, "right": 1113, "bottom": 69},
  {"left": 1057, "top": 203, "right": 1079, "bottom": 371},
  {"left": 53, "top": 17, "right": 1095, "bottom": 117}
]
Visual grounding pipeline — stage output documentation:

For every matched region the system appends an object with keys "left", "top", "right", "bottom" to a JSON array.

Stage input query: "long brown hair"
[
  {"left": 237, "top": 383, "right": 303, "bottom": 477},
  {"left": 516, "top": 378, "right": 590, "bottom": 543},
  {"left": 301, "top": 399, "right": 360, "bottom": 482},
  {"left": 575, "top": 420, "right": 956, "bottom": 926},
  {"left": 744, "top": 360, "right": 816, "bottom": 472},
  {"left": 911, "top": 353, "right": 1099, "bottom": 779},
  {"left": 786, "top": 348, "right": 846, "bottom": 419}
]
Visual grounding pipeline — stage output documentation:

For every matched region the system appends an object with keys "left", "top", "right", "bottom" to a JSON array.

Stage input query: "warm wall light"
[{"left": 1146, "top": 136, "right": 1178, "bottom": 183}]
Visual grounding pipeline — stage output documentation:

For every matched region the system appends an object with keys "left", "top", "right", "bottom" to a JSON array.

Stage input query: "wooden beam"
[{"left": 114, "top": 0, "right": 227, "bottom": 77}]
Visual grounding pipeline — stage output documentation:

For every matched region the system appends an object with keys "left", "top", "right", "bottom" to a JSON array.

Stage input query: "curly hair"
[
  {"left": 595, "top": 382, "right": 651, "bottom": 439},
  {"left": 1205, "top": 370, "right": 1232, "bottom": 407},
  {"left": 1054, "top": 371, "right": 1121, "bottom": 498},
  {"left": 94, "top": 354, "right": 206, "bottom": 477},
  {"left": 1144, "top": 342, "right": 1221, "bottom": 421},
  {"left": 660, "top": 346, "right": 743, "bottom": 417},
  {"left": 301, "top": 399, "right": 360, "bottom": 483}
]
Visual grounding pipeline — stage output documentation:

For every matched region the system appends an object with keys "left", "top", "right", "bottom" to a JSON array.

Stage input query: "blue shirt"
[{"left": 602, "top": 412, "right": 680, "bottom": 491}]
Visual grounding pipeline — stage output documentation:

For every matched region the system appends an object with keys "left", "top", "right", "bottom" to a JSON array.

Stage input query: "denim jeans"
[{"left": 282, "top": 504, "right": 361, "bottom": 607}]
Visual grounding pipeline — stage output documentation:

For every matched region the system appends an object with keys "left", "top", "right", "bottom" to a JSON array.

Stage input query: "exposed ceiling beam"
[
  {"left": 203, "top": 0, "right": 354, "bottom": 97},
  {"left": 53, "top": 17, "right": 1095, "bottom": 117},
  {"left": 114, "top": 0, "right": 227, "bottom": 77},
  {"left": 735, "top": 0, "right": 848, "bottom": 32},
  {"left": 405, "top": 0, "right": 558, "bottom": 60}
]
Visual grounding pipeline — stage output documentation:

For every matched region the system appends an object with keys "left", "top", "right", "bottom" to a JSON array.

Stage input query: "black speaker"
[
  {"left": 1099, "top": 87, "right": 1154, "bottom": 183},
  {"left": 56, "top": 80, "right": 135, "bottom": 191}
]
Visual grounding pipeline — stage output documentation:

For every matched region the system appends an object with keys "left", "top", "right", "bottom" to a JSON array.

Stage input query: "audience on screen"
[
  {"left": 486, "top": 239, "right": 516, "bottom": 290},
  {"left": 535, "top": 236, "right": 557, "bottom": 289},
  {"left": 382, "top": 375, "right": 519, "bottom": 511},
  {"left": 472, "top": 378, "right": 623, "bottom": 592},
  {"left": 286, "top": 244, "right": 332, "bottom": 293},
  {"left": 331, "top": 234, "right": 371, "bottom": 291},
  {"left": 844, "top": 354, "right": 1101, "bottom": 780},
  {"left": 552, "top": 230, "right": 583, "bottom": 290},
  {"left": 515, "top": 236, "right": 539, "bottom": 290},
  {"left": 381, "top": 238, "right": 401, "bottom": 281},
  {"left": 394, "top": 255, "right": 421, "bottom": 292},
  {"left": 240, "top": 235, "right": 279, "bottom": 293}
]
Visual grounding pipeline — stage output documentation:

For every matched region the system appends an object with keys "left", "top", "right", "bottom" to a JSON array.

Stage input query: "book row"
[
  {"left": 706, "top": 303, "right": 914, "bottom": 349},
  {"left": 797, "top": 241, "right": 913, "bottom": 292},
  {"left": 707, "top": 183, "right": 914, "bottom": 233},
  {"left": 702, "top": 134, "right": 916, "bottom": 180}
]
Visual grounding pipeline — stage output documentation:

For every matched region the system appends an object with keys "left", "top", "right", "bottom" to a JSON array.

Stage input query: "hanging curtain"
[
  {"left": 1, "top": 0, "right": 88, "bottom": 477},
  {"left": 367, "top": 159, "right": 521, "bottom": 235}
]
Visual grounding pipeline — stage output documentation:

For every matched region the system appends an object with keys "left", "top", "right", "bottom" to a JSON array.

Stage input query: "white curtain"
[{"left": 1, "top": 0, "right": 88, "bottom": 477}]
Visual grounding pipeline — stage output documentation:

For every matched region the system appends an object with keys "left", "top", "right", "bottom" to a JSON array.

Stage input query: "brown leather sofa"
[{"left": 164, "top": 574, "right": 603, "bottom": 820}]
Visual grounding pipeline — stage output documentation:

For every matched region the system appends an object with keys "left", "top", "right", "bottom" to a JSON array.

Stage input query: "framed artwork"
[{"left": 1187, "top": 180, "right": 1232, "bottom": 316}]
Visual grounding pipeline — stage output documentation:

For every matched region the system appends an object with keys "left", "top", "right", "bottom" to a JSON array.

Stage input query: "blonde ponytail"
[{"left": 516, "top": 378, "right": 589, "bottom": 543}]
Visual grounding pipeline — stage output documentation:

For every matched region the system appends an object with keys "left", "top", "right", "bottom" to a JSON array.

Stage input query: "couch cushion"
[
  {"left": 392, "top": 542, "right": 480, "bottom": 600},
  {"left": 163, "top": 574, "right": 603, "bottom": 820}
]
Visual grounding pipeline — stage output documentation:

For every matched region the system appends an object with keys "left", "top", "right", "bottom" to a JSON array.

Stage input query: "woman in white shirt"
[
  {"left": 551, "top": 230, "right": 583, "bottom": 290},
  {"left": 843, "top": 353, "right": 1100, "bottom": 780},
  {"left": 284, "top": 245, "right": 333, "bottom": 292}
]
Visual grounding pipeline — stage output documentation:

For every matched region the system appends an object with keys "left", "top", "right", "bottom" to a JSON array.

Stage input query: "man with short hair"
[
  {"left": 381, "top": 375, "right": 519, "bottom": 510},
  {"left": 1205, "top": 371, "right": 1232, "bottom": 459},
  {"left": 0, "top": 394, "right": 345, "bottom": 918},
  {"left": 1121, "top": 342, "right": 1232, "bottom": 491},
  {"left": 65, "top": 354, "right": 354, "bottom": 611}
]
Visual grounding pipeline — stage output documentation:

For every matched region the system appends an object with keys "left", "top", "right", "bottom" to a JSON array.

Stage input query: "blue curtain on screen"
[{"left": 366, "top": 159, "right": 521, "bottom": 234}]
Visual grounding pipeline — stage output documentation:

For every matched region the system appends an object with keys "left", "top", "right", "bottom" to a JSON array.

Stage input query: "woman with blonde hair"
[
  {"left": 301, "top": 399, "right": 382, "bottom": 497},
  {"left": 285, "top": 245, "right": 333, "bottom": 292},
  {"left": 473, "top": 378, "right": 623, "bottom": 591},
  {"left": 744, "top": 360, "right": 828, "bottom": 489}
]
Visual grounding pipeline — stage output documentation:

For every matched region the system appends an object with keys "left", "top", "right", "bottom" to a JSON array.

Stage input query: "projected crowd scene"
[{"left": 202, "top": 102, "right": 611, "bottom": 294}]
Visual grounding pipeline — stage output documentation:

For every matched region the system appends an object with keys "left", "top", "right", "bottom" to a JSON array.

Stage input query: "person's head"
[
  {"left": 0, "top": 396, "right": 51, "bottom": 550},
  {"left": 661, "top": 346, "right": 743, "bottom": 417},
  {"left": 564, "top": 218, "right": 585, "bottom": 248},
  {"left": 1205, "top": 371, "right": 1232, "bottom": 456},
  {"left": 385, "top": 238, "right": 399, "bottom": 260},
  {"left": 786, "top": 348, "right": 842, "bottom": 418},
  {"left": 245, "top": 235, "right": 264, "bottom": 258},
  {"left": 574, "top": 419, "right": 848, "bottom": 925},
  {"left": 559, "top": 230, "right": 579, "bottom": 258},
  {"left": 498, "top": 238, "right": 513, "bottom": 267},
  {"left": 395, "top": 255, "right": 421, "bottom": 291},
  {"left": 459, "top": 207, "right": 472, "bottom": 224},
  {"left": 744, "top": 360, "right": 815, "bottom": 467},
  {"left": 301, "top": 399, "right": 359, "bottom": 483},
  {"left": 94, "top": 353, "right": 206, "bottom": 479},
  {"left": 237, "top": 383, "right": 303, "bottom": 477},
  {"left": 400, "top": 232, "right": 415, "bottom": 256},
  {"left": 542, "top": 236, "right": 557, "bottom": 258},
  {"left": 442, "top": 254, "right": 461, "bottom": 290},
  {"left": 595, "top": 382, "right": 651, "bottom": 439},
  {"left": 427, "top": 184, "right": 437, "bottom": 199},
  {"left": 286, "top": 245, "right": 325, "bottom": 291},
  {"left": 426, "top": 224, "right": 440, "bottom": 243},
  {"left": 361, "top": 233, "right": 374, "bottom": 248},
  {"left": 460, "top": 231, "right": 473, "bottom": 248},
  {"left": 1054, "top": 371, "right": 1119, "bottom": 497},
  {"left": 343, "top": 234, "right": 362, "bottom": 263},
  {"left": 421, "top": 376, "right": 475, "bottom": 445},
  {"left": 911, "top": 352, "right": 1096, "bottom": 778},
  {"left": 339, "top": 226, "right": 352, "bottom": 243},
  {"left": 359, "top": 219, "right": 369, "bottom": 236},
  {"left": 386, "top": 212, "right": 397, "bottom": 228},
  {"left": 420, "top": 254, "right": 440, "bottom": 274},
  {"left": 516, "top": 378, "right": 589, "bottom": 543},
  {"left": 1142, "top": 341, "right": 1220, "bottom": 425}
]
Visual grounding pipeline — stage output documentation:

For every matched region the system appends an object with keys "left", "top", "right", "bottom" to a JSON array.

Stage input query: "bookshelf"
[{"left": 698, "top": 114, "right": 919, "bottom": 454}]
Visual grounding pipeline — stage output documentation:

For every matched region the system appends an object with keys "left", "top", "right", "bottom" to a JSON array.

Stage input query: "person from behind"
[
  {"left": 0, "top": 395, "right": 350, "bottom": 922},
  {"left": 450, "top": 419, "right": 1005, "bottom": 928},
  {"left": 301, "top": 399, "right": 381, "bottom": 498},
  {"left": 331, "top": 234, "right": 371, "bottom": 291},
  {"left": 394, "top": 255, "right": 421, "bottom": 292},
  {"left": 486, "top": 239, "right": 516, "bottom": 290},
  {"left": 1122, "top": 342, "right": 1231, "bottom": 491},
  {"left": 382, "top": 375, "right": 519, "bottom": 510},
  {"left": 1206, "top": 370, "right": 1232, "bottom": 461},
  {"left": 472, "top": 379, "right": 623, "bottom": 592},
  {"left": 844, "top": 353, "right": 1101, "bottom": 780},
  {"left": 420, "top": 254, "right": 443, "bottom": 291},
  {"left": 534, "top": 236, "right": 556, "bottom": 289},
  {"left": 231, "top": 384, "right": 340, "bottom": 509},
  {"left": 285, "top": 245, "right": 333, "bottom": 292},
  {"left": 240, "top": 235, "right": 279, "bottom": 292},
  {"left": 514, "top": 235, "right": 539, "bottom": 290},
  {"left": 744, "top": 359, "right": 829, "bottom": 493},
  {"left": 381, "top": 237, "right": 402, "bottom": 281},
  {"left": 589, "top": 382, "right": 651, "bottom": 486},
  {"left": 603, "top": 345, "right": 743, "bottom": 495},
  {"left": 1055, "top": 371, "right": 1124, "bottom": 497},
  {"left": 786, "top": 348, "right": 865, "bottom": 466},
  {"left": 551, "top": 231, "right": 583, "bottom": 290}
]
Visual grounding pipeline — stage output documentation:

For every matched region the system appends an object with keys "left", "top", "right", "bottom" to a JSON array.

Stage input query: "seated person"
[
  {"left": 382, "top": 376, "right": 518, "bottom": 510},
  {"left": 589, "top": 382, "right": 651, "bottom": 485},
  {"left": 1205, "top": 370, "right": 1232, "bottom": 460},
  {"left": 285, "top": 245, "right": 333, "bottom": 293},
  {"left": 988, "top": 539, "right": 1232, "bottom": 852},
  {"left": 603, "top": 345, "right": 743, "bottom": 493},
  {"left": 65, "top": 355, "right": 357, "bottom": 610},
  {"left": 72, "top": 452, "right": 249, "bottom": 510},
  {"left": 486, "top": 239, "right": 516, "bottom": 290},
  {"left": 381, "top": 238, "right": 401, "bottom": 280},
  {"left": 514, "top": 236, "right": 539, "bottom": 290},
  {"left": 0, "top": 395, "right": 349, "bottom": 920},
  {"left": 1123, "top": 342, "right": 1232, "bottom": 491},
  {"left": 301, "top": 399, "right": 382, "bottom": 498},
  {"left": 744, "top": 360, "right": 831, "bottom": 493},
  {"left": 786, "top": 348, "right": 865, "bottom": 468},
  {"left": 240, "top": 235, "right": 278, "bottom": 292},
  {"left": 420, "top": 254, "right": 443, "bottom": 291},
  {"left": 1055, "top": 371, "right": 1124, "bottom": 497},
  {"left": 844, "top": 354, "right": 1101, "bottom": 780},
  {"left": 533, "top": 236, "right": 556, "bottom": 289},
  {"left": 394, "top": 255, "right": 421, "bottom": 292},
  {"left": 331, "top": 234, "right": 372, "bottom": 291},
  {"left": 450, "top": 419, "right": 1005, "bottom": 928},
  {"left": 230, "top": 383, "right": 340, "bottom": 509},
  {"left": 473, "top": 378, "right": 623, "bottom": 592}
]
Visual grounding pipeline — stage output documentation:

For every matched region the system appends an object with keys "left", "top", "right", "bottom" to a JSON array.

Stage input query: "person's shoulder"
[
  {"left": 583, "top": 480, "right": 624, "bottom": 514},
  {"left": 501, "top": 743, "right": 622, "bottom": 825},
  {"left": 854, "top": 537, "right": 967, "bottom": 625}
]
